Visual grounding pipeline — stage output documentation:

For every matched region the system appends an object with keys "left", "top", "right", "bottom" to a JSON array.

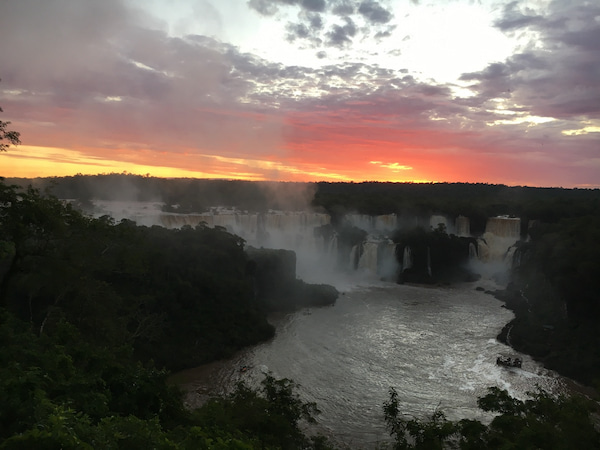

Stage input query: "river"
[{"left": 173, "top": 278, "right": 564, "bottom": 448}]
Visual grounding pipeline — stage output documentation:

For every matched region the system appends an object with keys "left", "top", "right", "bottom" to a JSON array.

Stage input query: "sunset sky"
[{"left": 1, "top": 0, "right": 599, "bottom": 187}]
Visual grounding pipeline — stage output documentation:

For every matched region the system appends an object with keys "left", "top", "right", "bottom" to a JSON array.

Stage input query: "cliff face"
[
  {"left": 245, "top": 246, "right": 338, "bottom": 311},
  {"left": 392, "top": 227, "right": 480, "bottom": 284}
]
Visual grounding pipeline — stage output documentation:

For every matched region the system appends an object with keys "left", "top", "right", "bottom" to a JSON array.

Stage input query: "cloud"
[
  {"left": 247, "top": 0, "right": 280, "bottom": 16},
  {"left": 358, "top": 0, "right": 392, "bottom": 24},
  {"left": 494, "top": 1, "right": 543, "bottom": 31},
  {"left": 248, "top": 0, "right": 326, "bottom": 15},
  {"left": 462, "top": 0, "right": 600, "bottom": 121},
  {"left": 331, "top": 0, "right": 354, "bottom": 16},
  {"left": 370, "top": 161, "right": 413, "bottom": 171},
  {"left": 285, "top": 11, "right": 324, "bottom": 45},
  {"left": 326, "top": 16, "right": 358, "bottom": 48},
  {"left": 248, "top": 0, "right": 394, "bottom": 49},
  {"left": 302, "top": 0, "right": 327, "bottom": 12}
]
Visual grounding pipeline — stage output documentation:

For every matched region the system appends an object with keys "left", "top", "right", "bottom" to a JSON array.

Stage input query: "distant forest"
[{"left": 7, "top": 173, "right": 600, "bottom": 235}]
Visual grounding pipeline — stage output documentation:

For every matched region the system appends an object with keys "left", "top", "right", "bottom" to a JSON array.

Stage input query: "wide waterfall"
[
  {"left": 90, "top": 200, "right": 520, "bottom": 282},
  {"left": 160, "top": 209, "right": 331, "bottom": 255},
  {"left": 485, "top": 216, "right": 521, "bottom": 238}
]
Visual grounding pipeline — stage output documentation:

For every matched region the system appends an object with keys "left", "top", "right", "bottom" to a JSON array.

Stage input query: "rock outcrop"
[{"left": 246, "top": 246, "right": 338, "bottom": 311}]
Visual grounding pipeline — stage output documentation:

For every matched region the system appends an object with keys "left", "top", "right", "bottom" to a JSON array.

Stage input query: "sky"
[{"left": 0, "top": 0, "right": 599, "bottom": 187}]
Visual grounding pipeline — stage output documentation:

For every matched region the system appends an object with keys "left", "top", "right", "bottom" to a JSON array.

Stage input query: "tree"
[
  {"left": 0, "top": 88, "right": 21, "bottom": 151},
  {"left": 195, "top": 373, "right": 326, "bottom": 449},
  {"left": 383, "top": 386, "right": 600, "bottom": 449},
  {"left": 383, "top": 387, "right": 458, "bottom": 449}
]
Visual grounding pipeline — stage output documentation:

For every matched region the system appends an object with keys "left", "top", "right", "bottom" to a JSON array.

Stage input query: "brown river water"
[{"left": 171, "top": 278, "right": 565, "bottom": 448}]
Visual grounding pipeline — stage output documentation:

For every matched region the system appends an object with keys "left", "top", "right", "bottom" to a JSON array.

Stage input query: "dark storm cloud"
[
  {"left": 302, "top": 0, "right": 327, "bottom": 12},
  {"left": 331, "top": 0, "right": 354, "bottom": 16},
  {"left": 326, "top": 17, "right": 357, "bottom": 48},
  {"left": 286, "top": 22, "right": 312, "bottom": 40},
  {"left": 462, "top": 0, "right": 600, "bottom": 120},
  {"left": 358, "top": 0, "right": 393, "bottom": 24},
  {"left": 307, "top": 11, "right": 325, "bottom": 29},
  {"left": 247, "top": 0, "right": 325, "bottom": 15},
  {"left": 285, "top": 11, "right": 324, "bottom": 45},
  {"left": 494, "top": 1, "right": 543, "bottom": 31},
  {"left": 248, "top": 0, "right": 394, "bottom": 49},
  {"left": 247, "top": 0, "right": 280, "bottom": 16}
]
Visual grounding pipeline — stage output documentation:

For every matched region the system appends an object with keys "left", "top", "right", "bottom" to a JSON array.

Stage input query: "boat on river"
[{"left": 496, "top": 355, "right": 522, "bottom": 368}]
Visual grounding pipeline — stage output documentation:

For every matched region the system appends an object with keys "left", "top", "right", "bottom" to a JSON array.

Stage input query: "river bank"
[
  {"left": 491, "top": 282, "right": 599, "bottom": 398},
  {"left": 171, "top": 281, "right": 567, "bottom": 447}
]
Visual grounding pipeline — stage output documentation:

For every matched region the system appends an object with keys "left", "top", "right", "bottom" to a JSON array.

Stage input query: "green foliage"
[
  {"left": 478, "top": 387, "right": 600, "bottom": 449},
  {"left": 0, "top": 104, "right": 21, "bottom": 152},
  {"left": 383, "top": 388, "right": 458, "bottom": 449},
  {"left": 0, "top": 179, "right": 333, "bottom": 447},
  {"left": 384, "top": 386, "right": 600, "bottom": 450},
  {"left": 0, "top": 181, "right": 275, "bottom": 370},
  {"left": 195, "top": 373, "right": 327, "bottom": 449}
]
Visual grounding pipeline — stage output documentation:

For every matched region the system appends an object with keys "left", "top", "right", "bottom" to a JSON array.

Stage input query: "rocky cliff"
[{"left": 245, "top": 246, "right": 338, "bottom": 311}]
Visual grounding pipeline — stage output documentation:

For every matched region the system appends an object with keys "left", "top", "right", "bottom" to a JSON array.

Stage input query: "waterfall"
[
  {"left": 427, "top": 246, "right": 432, "bottom": 277},
  {"left": 373, "top": 214, "right": 398, "bottom": 232},
  {"left": 345, "top": 214, "right": 397, "bottom": 233},
  {"left": 455, "top": 215, "right": 470, "bottom": 237},
  {"left": 485, "top": 216, "right": 520, "bottom": 238},
  {"left": 328, "top": 234, "right": 338, "bottom": 256},
  {"left": 468, "top": 242, "right": 478, "bottom": 261},
  {"left": 478, "top": 216, "right": 521, "bottom": 262},
  {"left": 377, "top": 240, "right": 399, "bottom": 280},
  {"left": 93, "top": 200, "right": 528, "bottom": 282},
  {"left": 504, "top": 246, "right": 518, "bottom": 268},
  {"left": 349, "top": 245, "right": 359, "bottom": 271},
  {"left": 358, "top": 241, "right": 379, "bottom": 274},
  {"left": 402, "top": 246, "right": 413, "bottom": 272}
]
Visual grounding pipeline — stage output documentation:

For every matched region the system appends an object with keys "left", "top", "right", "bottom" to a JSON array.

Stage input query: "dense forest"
[
  {"left": 8, "top": 174, "right": 600, "bottom": 235},
  {"left": 1, "top": 174, "right": 600, "bottom": 447}
]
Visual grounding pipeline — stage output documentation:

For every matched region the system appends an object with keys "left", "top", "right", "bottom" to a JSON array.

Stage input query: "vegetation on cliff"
[
  {"left": 384, "top": 386, "right": 600, "bottom": 449},
  {"left": 496, "top": 215, "right": 600, "bottom": 385},
  {"left": 246, "top": 246, "right": 338, "bottom": 311}
]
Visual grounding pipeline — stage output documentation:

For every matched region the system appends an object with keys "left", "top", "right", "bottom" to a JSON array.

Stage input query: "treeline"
[
  {"left": 313, "top": 181, "right": 600, "bottom": 235},
  {"left": 0, "top": 181, "right": 278, "bottom": 371},
  {"left": 5, "top": 174, "right": 318, "bottom": 213},
  {"left": 8, "top": 175, "right": 600, "bottom": 236}
]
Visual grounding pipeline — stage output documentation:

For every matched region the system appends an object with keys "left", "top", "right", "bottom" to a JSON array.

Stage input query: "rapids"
[{"left": 174, "top": 279, "right": 564, "bottom": 448}]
